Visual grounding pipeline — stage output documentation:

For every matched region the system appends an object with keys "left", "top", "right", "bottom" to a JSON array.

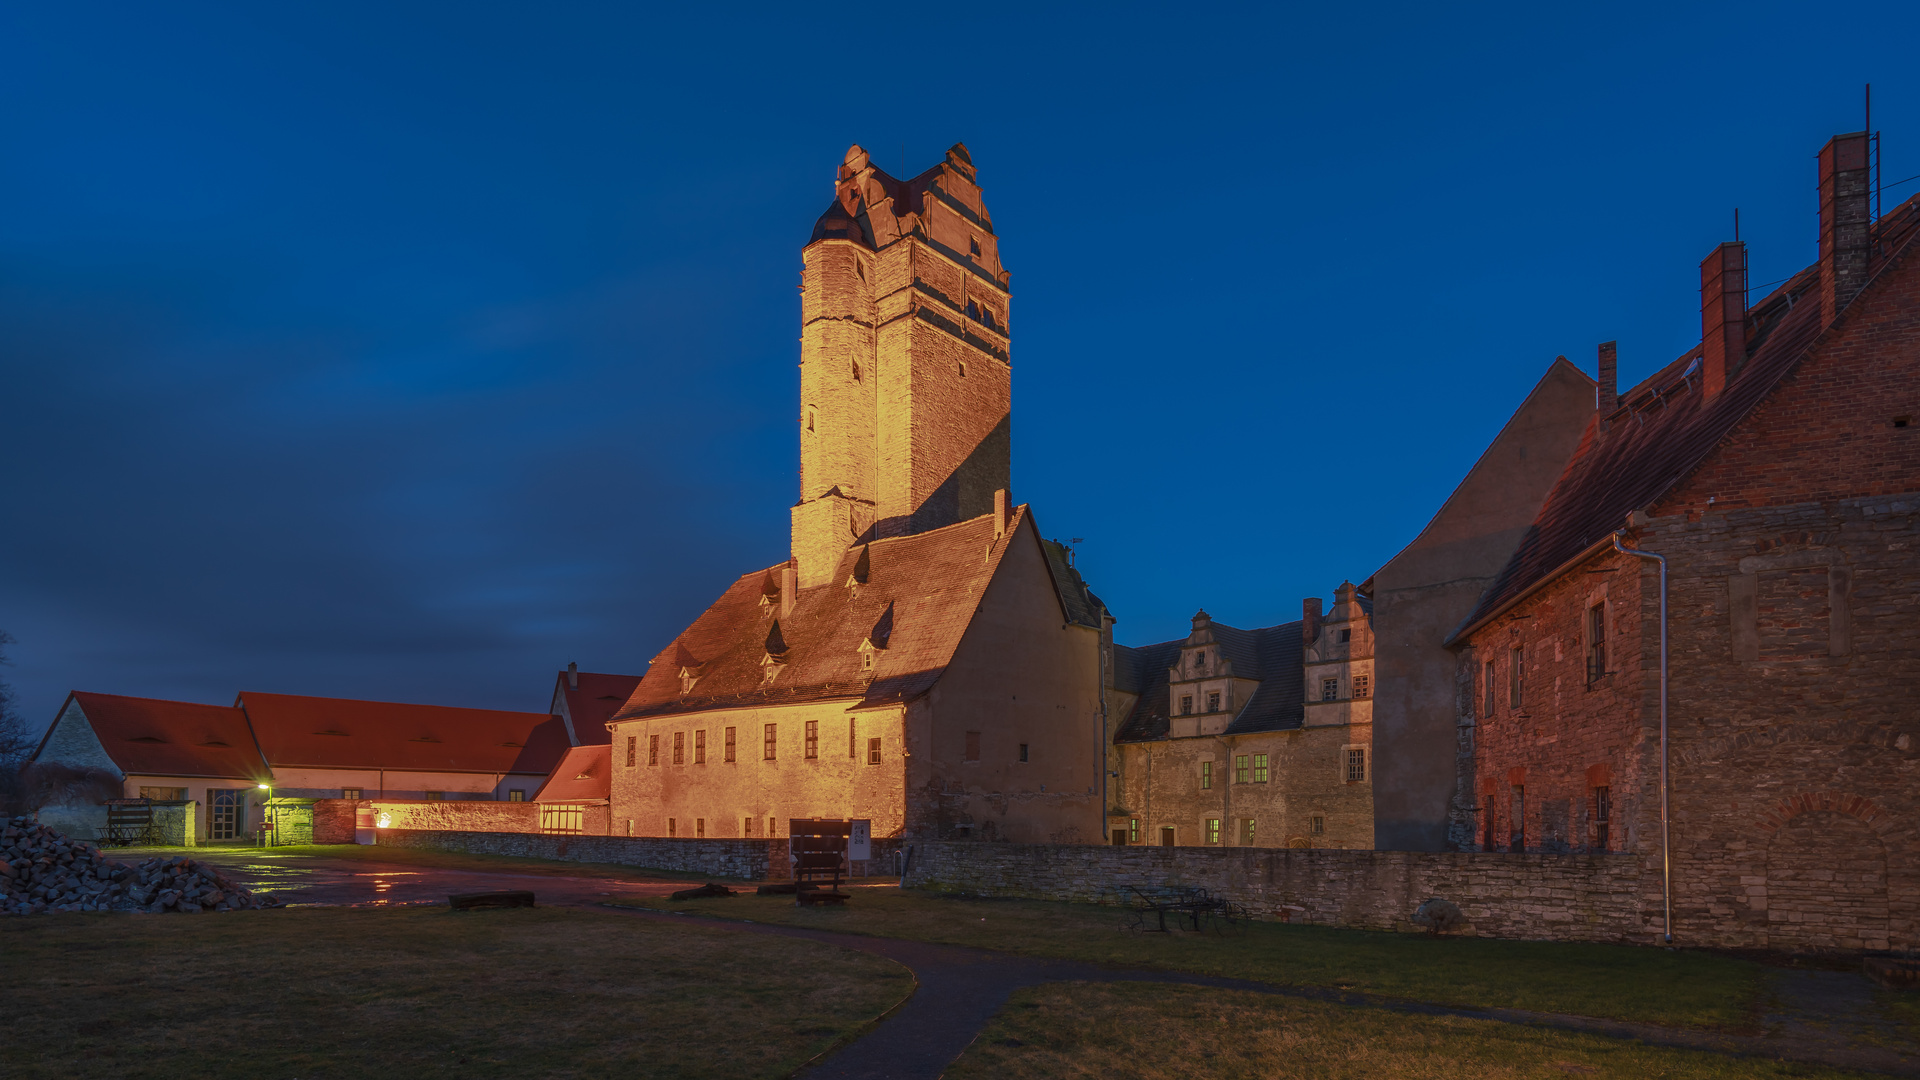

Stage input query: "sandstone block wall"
[
  {"left": 903, "top": 841, "right": 1654, "bottom": 944},
  {"left": 374, "top": 829, "right": 908, "bottom": 881}
]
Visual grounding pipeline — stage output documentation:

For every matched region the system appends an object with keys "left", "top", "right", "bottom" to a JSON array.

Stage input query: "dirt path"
[{"left": 179, "top": 848, "right": 1918, "bottom": 1079}]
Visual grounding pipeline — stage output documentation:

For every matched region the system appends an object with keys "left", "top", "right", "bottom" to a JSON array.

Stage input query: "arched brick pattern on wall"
[{"left": 1759, "top": 794, "right": 1891, "bottom": 951}]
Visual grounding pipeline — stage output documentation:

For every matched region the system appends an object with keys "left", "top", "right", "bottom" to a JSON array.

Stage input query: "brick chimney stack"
[
  {"left": 1597, "top": 341, "right": 1618, "bottom": 413},
  {"left": 1819, "top": 132, "right": 1872, "bottom": 326},
  {"left": 1699, "top": 241, "right": 1747, "bottom": 400},
  {"left": 993, "top": 488, "right": 1009, "bottom": 538},
  {"left": 1302, "top": 597, "right": 1322, "bottom": 646},
  {"left": 567, "top": 661, "right": 578, "bottom": 690},
  {"left": 780, "top": 560, "right": 798, "bottom": 619}
]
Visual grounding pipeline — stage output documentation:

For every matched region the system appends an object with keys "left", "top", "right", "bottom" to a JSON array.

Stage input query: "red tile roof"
[
  {"left": 553, "top": 671, "right": 641, "bottom": 746},
  {"left": 534, "top": 744, "right": 611, "bottom": 803},
  {"left": 50, "top": 692, "right": 268, "bottom": 781},
  {"left": 1454, "top": 193, "right": 1920, "bottom": 638},
  {"left": 237, "top": 691, "right": 569, "bottom": 776},
  {"left": 613, "top": 506, "right": 1072, "bottom": 722}
]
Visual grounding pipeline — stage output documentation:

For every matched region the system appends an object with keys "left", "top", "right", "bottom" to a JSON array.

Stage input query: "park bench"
[
  {"left": 99, "top": 799, "right": 161, "bottom": 847},
  {"left": 788, "top": 818, "right": 851, "bottom": 905}
]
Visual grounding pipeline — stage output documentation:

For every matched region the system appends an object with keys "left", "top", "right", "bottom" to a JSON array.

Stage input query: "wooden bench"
[{"left": 788, "top": 819, "right": 852, "bottom": 905}]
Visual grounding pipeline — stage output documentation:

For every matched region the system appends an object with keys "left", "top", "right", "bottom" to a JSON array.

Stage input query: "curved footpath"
[{"left": 180, "top": 848, "right": 1916, "bottom": 1079}]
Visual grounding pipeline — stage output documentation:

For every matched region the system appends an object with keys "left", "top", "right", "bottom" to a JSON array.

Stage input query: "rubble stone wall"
[
  {"left": 375, "top": 828, "right": 792, "bottom": 880},
  {"left": 903, "top": 841, "right": 1659, "bottom": 944}
]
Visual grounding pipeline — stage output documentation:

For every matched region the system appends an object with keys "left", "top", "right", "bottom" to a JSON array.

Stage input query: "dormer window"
[
  {"left": 862, "top": 651, "right": 874, "bottom": 671},
  {"left": 678, "top": 667, "right": 701, "bottom": 695}
]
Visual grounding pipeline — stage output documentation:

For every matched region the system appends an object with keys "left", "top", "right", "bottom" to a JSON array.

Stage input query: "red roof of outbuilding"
[
  {"left": 50, "top": 692, "right": 267, "bottom": 781},
  {"left": 554, "top": 672, "right": 641, "bottom": 745},
  {"left": 237, "top": 691, "right": 568, "bottom": 776},
  {"left": 533, "top": 744, "right": 611, "bottom": 803}
]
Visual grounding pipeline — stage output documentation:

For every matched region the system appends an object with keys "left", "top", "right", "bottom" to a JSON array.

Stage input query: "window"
[
  {"left": 764, "top": 723, "right": 778, "bottom": 760},
  {"left": 139, "top": 786, "right": 187, "bottom": 801},
  {"left": 626, "top": 819, "right": 633, "bottom": 837},
  {"left": 969, "top": 236, "right": 981, "bottom": 256},
  {"left": 341, "top": 787, "right": 362, "bottom": 800},
  {"left": 964, "top": 731, "right": 981, "bottom": 762},
  {"left": 966, "top": 299, "right": 980, "bottom": 320},
  {"left": 1253, "top": 753, "right": 1268, "bottom": 783},
  {"left": 849, "top": 720, "right": 858, "bottom": 758},
  {"left": 1200, "top": 761, "right": 1212, "bottom": 790},
  {"left": 1129, "top": 818, "right": 1139, "bottom": 843},
  {"left": 1352, "top": 674, "right": 1370, "bottom": 699},
  {"left": 1340, "top": 628, "right": 1351, "bottom": 642},
  {"left": 1509, "top": 645, "right": 1525, "bottom": 709},
  {"left": 1206, "top": 818, "right": 1222, "bottom": 845},
  {"left": 851, "top": 361, "right": 862, "bottom": 382},
  {"left": 1195, "top": 650, "right": 1205, "bottom": 670},
  {"left": 1207, "top": 691, "right": 1221, "bottom": 712},
  {"left": 725, "top": 727, "right": 736, "bottom": 763},
  {"left": 868, "top": 737, "right": 883, "bottom": 764},
  {"left": 862, "top": 651, "right": 874, "bottom": 670},
  {"left": 1592, "top": 786, "right": 1611, "bottom": 851},
  {"left": 805, "top": 720, "right": 819, "bottom": 760},
  {"left": 743, "top": 817, "right": 754, "bottom": 836},
  {"left": 1346, "top": 748, "right": 1366, "bottom": 783},
  {"left": 1483, "top": 661, "right": 1496, "bottom": 717},
  {"left": 806, "top": 407, "right": 815, "bottom": 432},
  {"left": 1234, "top": 755, "right": 1250, "bottom": 784},
  {"left": 694, "top": 729, "right": 706, "bottom": 765},
  {"left": 424, "top": 791, "right": 443, "bottom": 801},
  {"left": 668, "top": 817, "right": 676, "bottom": 838},
  {"left": 540, "top": 806, "right": 583, "bottom": 834},
  {"left": 1179, "top": 695, "right": 1193, "bottom": 715},
  {"left": 768, "top": 817, "right": 777, "bottom": 837},
  {"left": 648, "top": 734, "right": 659, "bottom": 766},
  {"left": 673, "top": 731, "right": 685, "bottom": 765},
  {"left": 1242, "top": 819, "right": 1256, "bottom": 845},
  {"left": 1586, "top": 603, "right": 1607, "bottom": 683},
  {"left": 958, "top": 361, "right": 967, "bottom": 377},
  {"left": 506, "top": 789, "right": 524, "bottom": 802},
  {"left": 1322, "top": 678, "right": 1338, "bottom": 702},
  {"left": 696, "top": 818, "right": 705, "bottom": 838},
  {"left": 1311, "top": 815, "right": 1325, "bottom": 835},
  {"left": 1018, "top": 743, "right": 1029, "bottom": 763},
  {"left": 626, "top": 735, "right": 637, "bottom": 768}
]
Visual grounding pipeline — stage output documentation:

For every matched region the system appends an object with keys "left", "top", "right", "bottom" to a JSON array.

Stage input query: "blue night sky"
[{"left": 3, "top": 2, "right": 1916, "bottom": 731}]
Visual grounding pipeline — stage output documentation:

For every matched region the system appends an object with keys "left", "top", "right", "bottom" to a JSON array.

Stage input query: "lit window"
[
  {"left": 1352, "top": 674, "right": 1370, "bottom": 699},
  {"left": 1322, "top": 678, "right": 1338, "bottom": 702},
  {"left": 1200, "top": 761, "right": 1212, "bottom": 790},
  {"left": 540, "top": 806, "right": 583, "bottom": 834},
  {"left": 506, "top": 789, "right": 524, "bottom": 802},
  {"left": 649, "top": 734, "right": 659, "bottom": 766},
  {"left": 424, "top": 791, "right": 443, "bottom": 801},
  {"left": 626, "top": 735, "right": 637, "bottom": 768},
  {"left": 1253, "top": 753, "right": 1268, "bottom": 783},
  {"left": 1242, "top": 819, "right": 1256, "bottom": 845},
  {"left": 1587, "top": 603, "right": 1607, "bottom": 683},
  {"left": 964, "top": 731, "right": 981, "bottom": 762},
  {"left": 725, "top": 727, "right": 736, "bottom": 763},
  {"left": 1018, "top": 743, "right": 1029, "bottom": 763},
  {"left": 1311, "top": 815, "right": 1324, "bottom": 835},
  {"left": 1347, "top": 748, "right": 1367, "bottom": 783},
  {"left": 1234, "top": 755, "right": 1249, "bottom": 784},
  {"left": 805, "top": 720, "right": 819, "bottom": 760},
  {"left": 1207, "top": 691, "right": 1221, "bottom": 712},
  {"left": 1179, "top": 695, "right": 1193, "bottom": 715},
  {"left": 1206, "top": 818, "right": 1221, "bottom": 845},
  {"left": 868, "top": 737, "right": 882, "bottom": 765},
  {"left": 764, "top": 724, "right": 777, "bottom": 761},
  {"left": 673, "top": 731, "right": 685, "bottom": 765},
  {"left": 341, "top": 787, "right": 362, "bottom": 800},
  {"left": 694, "top": 729, "right": 706, "bottom": 765},
  {"left": 1129, "top": 818, "right": 1139, "bottom": 843}
]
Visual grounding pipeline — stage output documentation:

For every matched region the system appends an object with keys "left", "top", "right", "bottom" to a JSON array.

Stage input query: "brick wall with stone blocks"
[{"left": 903, "top": 841, "right": 1653, "bottom": 944}]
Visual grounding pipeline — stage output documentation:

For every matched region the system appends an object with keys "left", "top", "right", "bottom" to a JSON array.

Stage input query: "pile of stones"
[{"left": 2, "top": 816, "right": 285, "bottom": 915}]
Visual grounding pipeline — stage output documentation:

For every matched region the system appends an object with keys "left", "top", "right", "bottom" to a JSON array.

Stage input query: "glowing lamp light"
[
  {"left": 376, "top": 811, "right": 392, "bottom": 829},
  {"left": 257, "top": 783, "right": 270, "bottom": 790}
]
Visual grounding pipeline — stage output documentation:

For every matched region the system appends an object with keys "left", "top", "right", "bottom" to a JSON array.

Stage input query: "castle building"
[
  {"left": 1107, "top": 584, "right": 1374, "bottom": 849},
  {"left": 1448, "top": 131, "right": 1920, "bottom": 950},
  {"left": 605, "top": 145, "right": 1111, "bottom": 845}
]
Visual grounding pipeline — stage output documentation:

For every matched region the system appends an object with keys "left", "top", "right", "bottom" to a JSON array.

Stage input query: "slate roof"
[
  {"left": 238, "top": 692, "right": 570, "bottom": 776},
  {"left": 533, "top": 744, "right": 611, "bottom": 804},
  {"left": 554, "top": 671, "right": 642, "bottom": 746},
  {"left": 46, "top": 692, "right": 268, "bottom": 781},
  {"left": 1112, "top": 621, "right": 1306, "bottom": 743},
  {"left": 613, "top": 506, "right": 1082, "bottom": 723},
  {"left": 1456, "top": 193, "right": 1920, "bottom": 639}
]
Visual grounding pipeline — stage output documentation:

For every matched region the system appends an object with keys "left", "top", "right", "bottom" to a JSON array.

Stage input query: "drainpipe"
[{"left": 1612, "top": 529, "right": 1671, "bottom": 945}]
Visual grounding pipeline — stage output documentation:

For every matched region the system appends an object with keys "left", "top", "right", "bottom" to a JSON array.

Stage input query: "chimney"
[
  {"left": 1597, "top": 341, "right": 1618, "bottom": 413},
  {"left": 993, "top": 488, "right": 1009, "bottom": 538},
  {"left": 1699, "top": 242, "right": 1747, "bottom": 400},
  {"left": 780, "top": 560, "right": 798, "bottom": 619},
  {"left": 566, "top": 661, "right": 578, "bottom": 690},
  {"left": 1302, "top": 597, "right": 1322, "bottom": 646},
  {"left": 1819, "top": 132, "right": 1872, "bottom": 325}
]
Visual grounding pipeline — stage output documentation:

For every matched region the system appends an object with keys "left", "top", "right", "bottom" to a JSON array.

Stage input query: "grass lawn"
[
  {"left": 616, "top": 889, "right": 1764, "bottom": 1029},
  {"left": 0, "top": 905, "right": 911, "bottom": 1079},
  {"left": 945, "top": 982, "right": 1880, "bottom": 1080}
]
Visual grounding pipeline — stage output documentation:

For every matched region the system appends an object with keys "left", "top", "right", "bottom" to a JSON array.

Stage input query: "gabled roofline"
[{"left": 1444, "top": 532, "right": 1615, "bottom": 646}]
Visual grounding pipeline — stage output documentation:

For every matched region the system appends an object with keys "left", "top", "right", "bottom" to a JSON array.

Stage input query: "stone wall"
[
  {"left": 903, "top": 841, "right": 1652, "bottom": 943},
  {"left": 374, "top": 828, "right": 908, "bottom": 881}
]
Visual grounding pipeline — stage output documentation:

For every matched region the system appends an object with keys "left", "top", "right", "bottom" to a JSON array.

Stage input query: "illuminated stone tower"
[{"left": 791, "top": 143, "right": 1012, "bottom": 587}]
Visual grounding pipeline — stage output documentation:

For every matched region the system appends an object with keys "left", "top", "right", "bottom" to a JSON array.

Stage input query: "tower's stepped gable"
[{"left": 794, "top": 143, "right": 1012, "bottom": 587}]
